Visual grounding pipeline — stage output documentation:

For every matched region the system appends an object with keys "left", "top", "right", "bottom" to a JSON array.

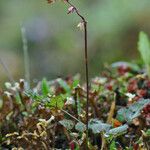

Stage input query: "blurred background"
[{"left": 0, "top": 0, "right": 150, "bottom": 86}]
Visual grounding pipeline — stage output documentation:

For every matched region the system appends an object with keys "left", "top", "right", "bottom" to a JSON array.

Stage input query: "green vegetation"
[
  {"left": 138, "top": 32, "right": 150, "bottom": 78},
  {"left": 0, "top": 0, "right": 150, "bottom": 149},
  {"left": 0, "top": 61, "right": 150, "bottom": 149}
]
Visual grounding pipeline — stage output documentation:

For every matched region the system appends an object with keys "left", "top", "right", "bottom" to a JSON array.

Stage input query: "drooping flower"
[
  {"left": 67, "top": 6, "right": 75, "bottom": 14},
  {"left": 77, "top": 22, "right": 84, "bottom": 31}
]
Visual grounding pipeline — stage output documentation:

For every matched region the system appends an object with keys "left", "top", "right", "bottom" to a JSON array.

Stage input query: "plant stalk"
[
  {"left": 21, "top": 27, "right": 30, "bottom": 88},
  {"left": 66, "top": 1, "right": 89, "bottom": 148}
]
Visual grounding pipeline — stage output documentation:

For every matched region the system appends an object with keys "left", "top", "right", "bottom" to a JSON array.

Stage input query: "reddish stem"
[{"left": 66, "top": 1, "right": 89, "bottom": 148}]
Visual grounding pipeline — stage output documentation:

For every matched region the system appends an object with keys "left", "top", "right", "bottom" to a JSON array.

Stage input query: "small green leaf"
[
  {"left": 47, "top": 95, "right": 64, "bottom": 109},
  {"left": 138, "top": 32, "right": 150, "bottom": 65},
  {"left": 138, "top": 32, "right": 150, "bottom": 76},
  {"left": 59, "top": 119, "right": 74, "bottom": 130},
  {"left": 15, "top": 93, "right": 23, "bottom": 107},
  {"left": 57, "top": 78, "right": 71, "bottom": 94},
  {"left": 146, "top": 129, "right": 150, "bottom": 136},
  {"left": 75, "top": 122, "right": 86, "bottom": 132},
  {"left": 42, "top": 78, "right": 50, "bottom": 96},
  {"left": 72, "top": 74, "right": 80, "bottom": 89},
  {"left": 109, "top": 140, "right": 117, "bottom": 150}
]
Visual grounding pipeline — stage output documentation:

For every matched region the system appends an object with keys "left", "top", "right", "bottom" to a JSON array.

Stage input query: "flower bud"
[
  {"left": 67, "top": 6, "right": 75, "bottom": 14},
  {"left": 77, "top": 22, "right": 84, "bottom": 31}
]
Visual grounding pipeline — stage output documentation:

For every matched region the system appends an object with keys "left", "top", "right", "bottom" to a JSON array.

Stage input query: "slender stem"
[
  {"left": 65, "top": 1, "right": 89, "bottom": 148},
  {"left": 48, "top": 0, "right": 89, "bottom": 148},
  {"left": 66, "top": 1, "right": 86, "bottom": 23},
  {"left": 21, "top": 27, "right": 30, "bottom": 88},
  {"left": 61, "top": 109, "right": 82, "bottom": 123},
  {"left": 84, "top": 21, "right": 89, "bottom": 131}
]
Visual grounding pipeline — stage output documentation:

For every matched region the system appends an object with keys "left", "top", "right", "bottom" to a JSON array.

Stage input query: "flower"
[
  {"left": 67, "top": 6, "right": 75, "bottom": 14},
  {"left": 77, "top": 22, "right": 84, "bottom": 31}
]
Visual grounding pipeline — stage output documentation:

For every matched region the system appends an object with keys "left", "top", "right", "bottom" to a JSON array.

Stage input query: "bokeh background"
[{"left": 0, "top": 0, "right": 150, "bottom": 86}]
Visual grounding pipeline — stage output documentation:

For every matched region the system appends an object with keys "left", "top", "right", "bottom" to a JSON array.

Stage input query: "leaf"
[
  {"left": 42, "top": 78, "right": 50, "bottom": 96},
  {"left": 106, "top": 124, "right": 128, "bottom": 137},
  {"left": 146, "top": 129, "right": 150, "bottom": 136},
  {"left": 138, "top": 32, "right": 150, "bottom": 76},
  {"left": 75, "top": 122, "right": 86, "bottom": 132},
  {"left": 25, "top": 90, "right": 44, "bottom": 102},
  {"left": 138, "top": 32, "right": 150, "bottom": 65},
  {"left": 15, "top": 93, "right": 23, "bottom": 105},
  {"left": 116, "top": 99, "right": 150, "bottom": 122},
  {"left": 57, "top": 78, "right": 71, "bottom": 94},
  {"left": 88, "top": 119, "right": 111, "bottom": 134},
  {"left": 47, "top": 95, "right": 64, "bottom": 109},
  {"left": 72, "top": 74, "right": 80, "bottom": 89},
  {"left": 72, "top": 79, "right": 79, "bottom": 89},
  {"left": 109, "top": 140, "right": 117, "bottom": 150},
  {"left": 59, "top": 119, "right": 74, "bottom": 130}
]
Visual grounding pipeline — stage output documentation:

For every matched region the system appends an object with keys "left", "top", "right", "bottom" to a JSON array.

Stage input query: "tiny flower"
[
  {"left": 77, "top": 22, "right": 84, "bottom": 31},
  {"left": 67, "top": 6, "right": 75, "bottom": 14}
]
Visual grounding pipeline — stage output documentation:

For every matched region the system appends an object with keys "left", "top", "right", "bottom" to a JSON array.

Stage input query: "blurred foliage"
[
  {"left": 138, "top": 32, "right": 150, "bottom": 77},
  {"left": 1, "top": 0, "right": 150, "bottom": 85},
  {"left": 0, "top": 64, "right": 150, "bottom": 149}
]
